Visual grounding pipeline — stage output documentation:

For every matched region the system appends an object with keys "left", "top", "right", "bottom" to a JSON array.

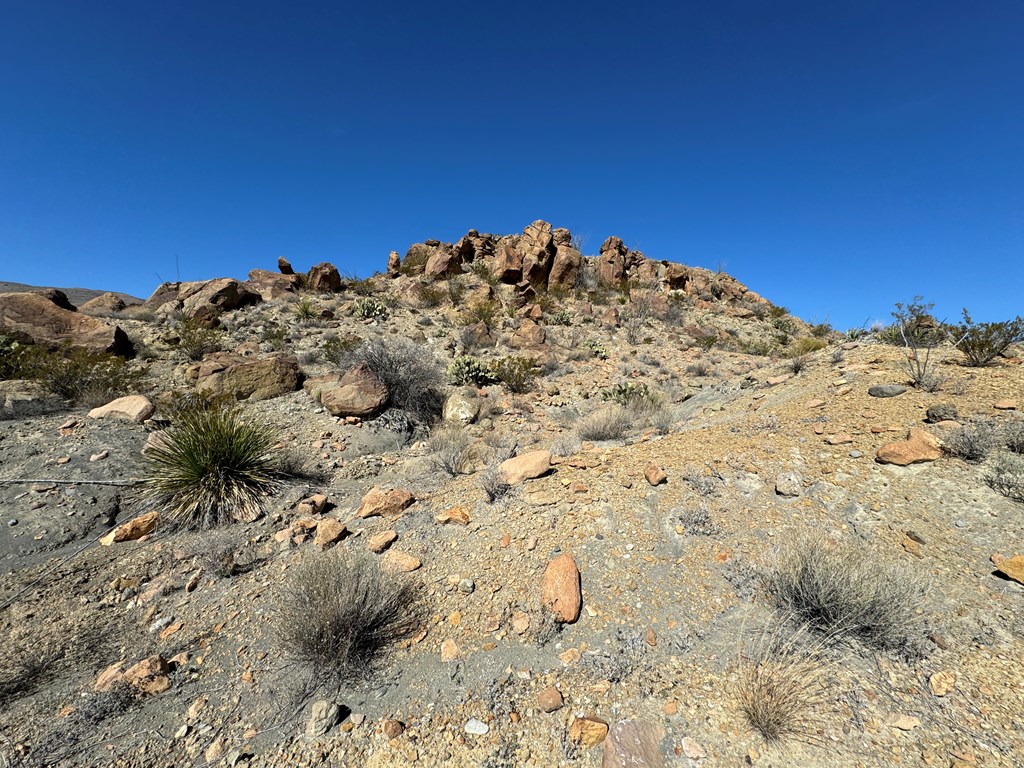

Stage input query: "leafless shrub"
[
  {"left": 480, "top": 465, "right": 512, "bottom": 503},
  {"left": 576, "top": 405, "right": 631, "bottom": 441},
  {"left": 986, "top": 452, "right": 1024, "bottom": 502},
  {"left": 1002, "top": 420, "right": 1024, "bottom": 455},
  {"left": 945, "top": 419, "right": 998, "bottom": 462},
  {"left": 428, "top": 424, "right": 474, "bottom": 477},
  {"left": 764, "top": 537, "right": 930, "bottom": 658},
  {"left": 681, "top": 464, "right": 721, "bottom": 496},
  {"left": 675, "top": 501, "right": 718, "bottom": 535},
  {"left": 579, "top": 627, "right": 648, "bottom": 684},
  {"left": 277, "top": 553, "right": 423, "bottom": 689},
  {"left": 336, "top": 338, "right": 445, "bottom": 425}
]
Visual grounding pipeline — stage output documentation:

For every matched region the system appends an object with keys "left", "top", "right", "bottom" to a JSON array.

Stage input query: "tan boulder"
[
  {"left": 995, "top": 554, "right": 1024, "bottom": 584},
  {"left": 549, "top": 245, "right": 582, "bottom": 289},
  {"left": 79, "top": 292, "right": 127, "bottom": 314},
  {"left": 489, "top": 243, "right": 523, "bottom": 283},
  {"left": 500, "top": 450, "right": 552, "bottom": 484},
  {"left": 305, "top": 262, "right": 342, "bottom": 292},
  {"left": 192, "top": 352, "right": 301, "bottom": 401},
  {"left": 569, "top": 716, "right": 608, "bottom": 747},
  {"left": 179, "top": 278, "right": 261, "bottom": 324},
  {"left": 380, "top": 550, "right": 421, "bottom": 574},
  {"left": 368, "top": 530, "right": 398, "bottom": 553},
  {"left": 424, "top": 250, "right": 462, "bottom": 280},
  {"left": 356, "top": 486, "right": 415, "bottom": 519},
  {"left": 443, "top": 391, "right": 479, "bottom": 424},
  {"left": 88, "top": 395, "right": 155, "bottom": 422},
  {"left": 644, "top": 463, "right": 668, "bottom": 486},
  {"left": 305, "top": 363, "right": 388, "bottom": 418},
  {"left": 314, "top": 519, "right": 347, "bottom": 549},
  {"left": 246, "top": 269, "right": 302, "bottom": 300},
  {"left": 387, "top": 250, "right": 402, "bottom": 276},
  {"left": 876, "top": 428, "right": 942, "bottom": 465},
  {"left": 0, "top": 292, "right": 133, "bottom": 356},
  {"left": 598, "top": 236, "right": 628, "bottom": 285},
  {"left": 510, "top": 319, "right": 547, "bottom": 349},
  {"left": 99, "top": 511, "right": 160, "bottom": 545},
  {"left": 542, "top": 553, "right": 582, "bottom": 623}
]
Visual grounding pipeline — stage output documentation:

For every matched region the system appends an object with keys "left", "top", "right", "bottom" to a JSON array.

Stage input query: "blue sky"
[{"left": 1, "top": 0, "right": 1021, "bottom": 329}]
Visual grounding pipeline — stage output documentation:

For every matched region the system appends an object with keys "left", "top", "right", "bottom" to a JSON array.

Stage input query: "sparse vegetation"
[
  {"left": 949, "top": 309, "right": 1024, "bottom": 367},
  {"left": 447, "top": 355, "right": 496, "bottom": 386},
  {"left": 428, "top": 423, "right": 474, "bottom": 476},
  {"left": 461, "top": 299, "right": 499, "bottom": 327},
  {"left": 354, "top": 296, "right": 388, "bottom": 320},
  {"left": 320, "top": 333, "right": 361, "bottom": 366},
  {"left": 480, "top": 464, "right": 512, "bottom": 502},
  {"left": 293, "top": 296, "right": 319, "bottom": 323},
  {"left": 944, "top": 419, "right": 997, "bottom": 462},
  {"left": 175, "top": 317, "right": 222, "bottom": 360},
  {"left": 891, "top": 297, "right": 946, "bottom": 391},
  {"left": 277, "top": 553, "right": 423, "bottom": 689},
  {"left": 140, "top": 406, "right": 282, "bottom": 530},
  {"left": 764, "top": 537, "right": 930, "bottom": 658},
  {"left": 490, "top": 355, "right": 538, "bottom": 393},
  {"left": 986, "top": 452, "right": 1024, "bottom": 502},
  {"left": 336, "top": 338, "right": 445, "bottom": 425},
  {"left": 576, "top": 405, "right": 631, "bottom": 441}
]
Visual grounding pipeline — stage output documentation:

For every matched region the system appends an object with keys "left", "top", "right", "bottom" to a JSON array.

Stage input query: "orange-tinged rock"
[
  {"left": 538, "top": 686, "right": 563, "bottom": 712},
  {"left": 644, "top": 463, "right": 667, "bottom": 486},
  {"left": 356, "top": 486, "right": 415, "bottom": 519},
  {"left": 99, "top": 511, "right": 160, "bottom": 545},
  {"left": 876, "top": 428, "right": 942, "bottom": 466},
  {"left": 499, "top": 450, "right": 552, "bottom": 484},
  {"left": 124, "top": 655, "right": 170, "bottom": 695},
  {"left": 380, "top": 550, "right": 421, "bottom": 574},
  {"left": 569, "top": 716, "right": 609, "bottom": 747},
  {"left": 995, "top": 554, "right": 1024, "bottom": 584},
  {"left": 435, "top": 507, "right": 471, "bottom": 525},
  {"left": 542, "top": 553, "right": 581, "bottom": 623},
  {"left": 368, "top": 530, "right": 398, "bottom": 553},
  {"left": 314, "top": 518, "right": 347, "bottom": 549}
]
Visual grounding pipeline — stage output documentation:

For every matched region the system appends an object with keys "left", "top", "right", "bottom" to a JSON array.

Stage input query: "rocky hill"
[{"left": 1, "top": 221, "right": 1022, "bottom": 768}]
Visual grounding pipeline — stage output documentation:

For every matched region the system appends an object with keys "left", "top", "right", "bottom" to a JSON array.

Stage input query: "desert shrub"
[
  {"left": 428, "top": 424, "right": 474, "bottom": 477},
  {"left": 548, "top": 309, "right": 572, "bottom": 326},
  {"left": 582, "top": 339, "right": 608, "bottom": 359},
  {"left": 891, "top": 297, "right": 947, "bottom": 390},
  {"left": 354, "top": 297, "right": 388, "bottom": 320},
  {"left": 675, "top": 501, "right": 717, "bottom": 535},
  {"left": 180, "top": 528, "right": 242, "bottom": 577},
  {"left": 830, "top": 349, "right": 845, "bottom": 365},
  {"left": 770, "top": 315, "right": 797, "bottom": 336},
  {"left": 945, "top": 419, "right": 997, "bottom": 462},
  {"left": 446, "top": 276, "right": 467, "bottom": 305},
  {"left": 789, "top": 337, "right": 827, "bottom": 356},
  {"left": 293, "top": 297, "right": 318, "bottom": 323},
  {"left": 809, "top": 322, "right": 833, "bottom": 338},
  {"left": 787, "top": 355, "right": 809, "bottom": 375},
  {"left": 414, "top": 282, "right": 445, "bottom": 308},
  {"left": 577, "top": 405, "right": 631, "bottom": 441},
  {"left": 768, "top": 305, "right": 789, "bottom": 319},
  {"left": 480, "top": 464, "right": 512, "bottom": 503},
  {"left": 736, "top": 623, "right": 829, "bottom": 743},
  {"left": 490, "top": 356, "right": 538, "bottom": 393},
  {"left": 986, "top": 452, "right": 1024, "bottom": 502},
  {"left": 140, "top": 407, "right": 282, "bottom": 530},
  {"left": 682, "top": 464, "right": 721, "bottom": 496},
  {"left": 344, "top": 273, "right": 378, "bottom": 296},
  {"left": 261, "top": 324, "right": 289, "bottom": 351},
  {"left": 278, "top": 553, "right": 423, "bottom": 689},
  {"left": 686, "top": 360, "right": 712, "bottom": 377},
  {"left": 320, "top": 334, "right": 360, "bottom": 366},
  {"left": 461, "top": 300, "right": 499, "bottom": 327},
  {"left": 740, "top": 338, "right": 777, "bottom": 357},
  {"left": 0, "top": 338, "right": 146, "bottom": 405},
  {"left": 845, "top": 326, "right": 866, "bottom": 340},
  {"left": 601, "top": 381, "right": 654, "bottom": 408},
  {"left": 470, "top": 259, "right": 499, "bottom": 285},
  {"left": 339, "top": 338, "right": 445, "bottom": 425},
  {"left": 175, "top": 318, "right": 222, "bottom": 360},
  {"left": 1003, "top": 421, "right": 1024, "bottom": 454},
  {"left": 764, "top": 537, "right": 929, "bottom": 658},
  {"left": 949, "top": 309, "right": 1024, "bottom": 367},
  {"left": 447, "top": 355, "right": 497, "bottom": 386}
]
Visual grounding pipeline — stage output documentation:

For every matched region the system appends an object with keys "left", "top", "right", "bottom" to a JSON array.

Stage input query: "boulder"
[
  {"left": 0, "top": 292, "right": 134, "bottom": 356},
  {"left": 306, "top": 700, "right": 340, "bottom": 737},
  {"left": 246, "top": 269, "right": 302, "bottom": 301},
  {"left": 305, "top": 262, "right": 342, "bottom": 292},
  {"left": 179, "top": 278, "right": 262, "bottom": 324},
  {"left": 995, "top": 554, "right": 1024, "bottom": 584},
  {"left": 356, "top": 486, "right": 415, "bottom": 519},
  {"left": 510, "top": 320, "right": 547, "bottom": 349},
  {"left": 499, "top": 450, "right": 552, "bottom": 484},
  {"left": 925, "top": 403, "right": 959, "bottom": 423},
  {"left": 489, "top": 244, "right": 523, "bottom": 284},
  {"left": 549, "top": 245, "right": 582, "bottom": 289},
  {"left": 387, "top": 250, "right": 402, "bottom": 276},
  {"left": 304, "top": 363, "right": 388, "bottom": 418},
  {"left": 88, "top": 395, "right": 155, "bottom": 422},
  {"left": 775, "top": 471, "right": 802, "bottom": 497},
  {"left": 79, "top": 292, "right": 127, "bottom": 314},
  {"left": 191, "top": 352, "right": 302, "bottom": 401},
  {"left": 424, "top": 250, "right": 463, "bottom": 280},
  {"left": 598, "top": 236, "right": 628, "bottom": 285},
  {"left": 123, "top": 655, "right": 171, "bottom": 695},
  {"left": 443, "top": 391, "right": 479, "bottom": 424},
  {"left": 868, "top": 384, "right": 907, "bottom": 398},
  {"left": 278, "top": 256, "right": 295, "bottom": 275},
  {"left": 644, "top": 463, "right": 668, "bottom": 486},
  {"left": 876, "top": 428, "right": 943, "bottom": 465},
  {"left": 542, "top": 553, "right": 581, "bottom": 623}
]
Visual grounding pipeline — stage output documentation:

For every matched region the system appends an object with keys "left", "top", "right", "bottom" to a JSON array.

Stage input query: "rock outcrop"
[
  {"left": 188, "top": 352, "right": 302, "bottom": 401},
  {"left": 0, "top": 291, "right": 134, "bottom": 356}
]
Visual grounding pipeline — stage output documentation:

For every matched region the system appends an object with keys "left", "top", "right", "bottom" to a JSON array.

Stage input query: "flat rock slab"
[
  {"left": 876, "top": 427, "right": 942, "bottom": 465},
  {"left": 868, "top": 384, "right": 907, "bottom": 398},
  {"left": 602, "top": 720, "right": 666, "bottom": 767}
]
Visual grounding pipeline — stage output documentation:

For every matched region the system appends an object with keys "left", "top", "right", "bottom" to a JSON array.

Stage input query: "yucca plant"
[{"left": 141, "top": 407, "right": 281, "bottom": 529}]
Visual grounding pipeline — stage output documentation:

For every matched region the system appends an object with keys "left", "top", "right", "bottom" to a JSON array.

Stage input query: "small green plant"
[
  {"left": 140, "top": 407, "right": 282, "bottom": 530},
  {"left": 447, "top": 355, "right": 497, "bottom": 386},
  {"left": 261, "top": 324, "right": 289, "bottom": 351},
  {"left": 470, "top": 259, "right": 499, "bottom": 286},
  {"left": 175, "top": 318, "right": 222, "bottom": 361},
  {"left": 945, "top": 419, "right": 997, "bottom": 462},
  {"left": 490, "top": 356, "right": 538, "bottom": 393},
  {"left": 548, "top": 309, "right": 572, "bottom": 326},
  {"left": 602, "top": 381, "right": 654, "bottom": 408},
  {"left": 582, "top": 339, "right": 608, "bottom": 359},
  {"left": 293, "top": 297, "right": 319, "bottom": 323},
  {"left": 787, "top": 355, "right": 809, "bottom": 375},
  {"left": 768, "top": 305, "right": 789, "bottom": 319},
  {"left": 740, "top": 339, "right": 778, "bottom": 357},
  {"left": 809, "top": 322, "right": 833, "bottom": 338},
  {"left": 461, "top": 300, "right": 499, "bottom": 327},
  {"left": 277, "top": 552, "right": 423, "bottom": 689},
  {"left": 788, "top": 337, "right": 827, "bottom": 356},
  {"left": 446, "top": 276, "right": 467, "bottom": 305},
  {"left": 414, "top": 282, "right": 445, "bottom": 308},
  {"left": 694, "top": 334, "right": 718, "bottom": 352},
  {"left": 354, "top": 297, "right": 388, "bottom": 320},
  {"left": 949, "top": 309, "right": 1024, "bottom": 367},
  {"left": 320, "top": 334, "right": 361, "bottom": 366}
]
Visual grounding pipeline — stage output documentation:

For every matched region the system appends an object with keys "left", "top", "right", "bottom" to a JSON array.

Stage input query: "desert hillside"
[{"left": 1, "top": 221, "right": 1022, "bottom": 768}]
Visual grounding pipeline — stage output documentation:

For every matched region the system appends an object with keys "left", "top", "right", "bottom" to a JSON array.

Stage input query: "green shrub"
[
  {"left": 809, "top": 322, "right": 833, "bottom": 338},
  {"left": 694, "top": 334, "right": 718, "bottom": 352},
  {"left": 460, "top": 300, "right": 498, "bottom": 327},
  {"left": 582, "top": 339, "right": 608, "bottom": 359},
  {"left": 548, "top": 309, "right": 572, "bottom": 326},
  {"left": 890, "top": 297, "right": 947, "bottom": 390},
  {"left": 788, "top": 337, "right": 827, "bottom": 356},
  {"left": 321, "top": 334, "right": 361, "bottom": 366},
  {"left": 354, "top": 297, "right": 388, "bottom": 320},
  {"left": 175, "top": 318, "right": 222, "bottom": 361},
  {"left": 601, "top": 381, "right": 654, "bottom": 408},
  {"left": 277, "top": 552, "right": 423, "bottom": 689},
  {"left": 140, "top": 407, "right": 282, "bottom": 530},
  {"left": 949, "top": 309, "right": 1024, "bottom": 367},
  {"left": 490, "top": 356, "right": 538, "bottom": 393},
  {"left": 293, "top": 297, "right": 319, "bottom": 323},
  {"left": 447, "top": 355, "right": 496, "bottom": 386}
]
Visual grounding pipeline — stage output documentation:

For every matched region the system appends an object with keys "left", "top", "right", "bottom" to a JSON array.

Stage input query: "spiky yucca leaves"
[{"left": 141, "top": 407, "right": 281, "bottom": 530}]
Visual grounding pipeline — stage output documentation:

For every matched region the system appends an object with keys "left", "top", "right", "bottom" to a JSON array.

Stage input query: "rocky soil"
[{"left": 1, "top": 222, "right": 1023, "bottom": 767}]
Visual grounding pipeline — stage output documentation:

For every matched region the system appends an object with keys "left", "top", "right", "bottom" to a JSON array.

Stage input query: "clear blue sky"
[{"left": 1, "top": 1, "right": 1021, "bottom": 329}]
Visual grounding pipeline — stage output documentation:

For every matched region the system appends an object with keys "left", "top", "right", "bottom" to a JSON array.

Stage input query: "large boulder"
[
  {"left": 500, "top": 449, "right": 552, "bottom": 484},
  {"left": 510, "top": 320, "right": 547, "bottom": 349},
  {"left": 304, "top": 363, "right": 388, "bottom": 418},
  {"left": 189, "top": 352, "right": 302, "bottom": 401},
  {"left": 424, "top": 249, "right": 463, "bottom": 281},
  {"left": 305, "top": 263, "right": 342, "bottom": 293},
  {"left": 246, "top": 269, "right": 302, "bottom": 301},
  {"left": 0, "top": 292, "right": 133, "bottom": 356},
  {"left": 147, "top": 278, "right": 263, "bottom": 325},
  {"left": 88, "top": 395, "right": 156, "bottom": 422},
  {"left": 597, "top": 236, "right": 628, "bottom": 285},
  {"left": 549, "top": 245, "right": 582, "bottom": 289},
  {"left": 78, "top": 292, "right": 127, "bottom": 314},
  {"left": 489, "top": 244, "right": 524, "bottom": 284}
]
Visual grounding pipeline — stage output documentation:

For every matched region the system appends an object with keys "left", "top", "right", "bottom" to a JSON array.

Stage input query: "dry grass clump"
[
  {"left": 736, "top": 623, "right": 830, "bottom": 743},
  {"left": 764, "top": 537, "right": 929, "bottom": 658},
  {"left": 479, "top": 464, "right": 511, "bottom": 503},
  {"left": 277, "top": 553, "right": 423, "bottom": 689},
  {"left": 140, "top": 407, "right": 282, "bottom": 530},
  {"left": 1002, "top": 420, "right": 1024, "bottom": 455},
  {"left": 945, "top": 419, "right": 997, "bottom": 462},
  {"left": 428, "top": 423, "right": 474, "bottom": 477},
  {"left": 576, "top": 405, "right": 631, "bottom": 441},
  {"left": 986, "top": 452, "right": 1024, "bottom": 502}
]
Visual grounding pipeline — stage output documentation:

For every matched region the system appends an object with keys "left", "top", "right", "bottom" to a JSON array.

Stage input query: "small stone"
[
  {"left": 380, "top": 550, "right": 421, "bottom": 574},
  {"left": 602, "top": 719, "right": 666, "bottom": 767},
  {"left": 849, "top": 450, "right": 864, "bottom": 458},
  {"left": 925, "top": 403, "right": 958, "bottom": 423},
  {"left": 89, "top": 450, "right": 109, "bottom": 462},
  {"left": 88, "top": 395, "right": 156, "bottom": 422},
  {"left": 825, "top": 434, "right": 853, "bottom": 445},
  {"left": 681, "top": 736, "right": 706, "bottom": 759},
  {"left": 314, "top": 519, "right": 347, "bottom": 549},
  {"left": 644, "top": 463, "right": 667, "bottom": 486},
  {"left": 537, "top": 686, "right": 563, "bottom": 712},
  {"left": 435, "top": 507, "right": 470, "bottom": 525},
  {"left": 541, "top": 553, "right": 582, "bottom": 623},
  {"left": 356, "top": 486, "right": 415, "bottom": 519},
  {"left": 464, "top": 718, "right": 489, "bottom": 736},
  {"left": 123, "top": 655, "right": 170, "bottom": 695},
  {"left": 511, "top": 611, "right": 530, "bottom": 634},
  {"left": 99, "top": 511, "right": 160, "bottom": 545},
  {"left": 876, "top": 428, "right": 942, "bottom": 465},
  {"left": 929, "top": 670, "right": 955, "bottom": 697},
  {"left": 457, "top": 578, "right": 475, "bottom": 594},
  {"left": 440, "top": 639, "right": 461, "bottom": 662},
  {"left": 367, "top": 530, "right": 398, "bottom": 553},
  {"left": 993, "top": 399, "right": 1017, "bottom": 410},
  {"left": 868, "top": 384, "right": 907, "bottom": 398},
  {"left": 382, "top": 719, "right": 405, "bottom": 739},
  {"left": 569, "top": 716, "right": 608, "bottom": 747},
  {"left": 774, "top": 472, "right": 801, "bottom": 497},
  {"left": 306, "top": 700, "right": 340, "bottom": 737},
  {"left": 888, "top": 714, "right": 921, "bottom": 731}
]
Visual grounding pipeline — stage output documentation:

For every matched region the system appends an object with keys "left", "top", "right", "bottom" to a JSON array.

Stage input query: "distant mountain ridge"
[{"left": 0, "top": 281, "right": 143, "bottom": 309}]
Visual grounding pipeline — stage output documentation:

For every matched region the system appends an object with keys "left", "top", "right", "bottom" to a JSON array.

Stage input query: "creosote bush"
[
  {"left": 950, "top": 309, "right": 1024, "bottom": 367},
  {"left": 764, "top": 537, "right": 930, "bottom": 658},
  {"left": 175, "top": 318, "right": 222, "bottom": 361},
  {"left": 278, "top": 553, "right": 423, "bottom": 688},
  {"left": 337, "top": 338, "right": 445, "bottom": 426},
  {"left": 490, "top": 356, "right": 538, "bottom": 394},
  {"left": 141, "top": 406, "right": 282, "bottom": 530}
]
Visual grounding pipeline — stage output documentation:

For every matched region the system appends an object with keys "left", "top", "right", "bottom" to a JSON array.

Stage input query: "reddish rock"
[
  {"left": 542, "top": 553, "right": 582, "bottom": 623},
  {"left": 994, "top": 399, "right": 1018, "bottom": 411},
  {"left": 570, "top": 716, "right": 609, "bottom": 747},
  {"left": 876, "top": 428, "right": 942, "bottom": 465},
  {"left": 278, "top": 256, "right": 295, "bottom": 275},
  {"left": 510, "top": 320, "right": 547, "bottom": 349},
  {"left": 644, "top": 463, "right": 668, "bottom": 486},
  {"left": 549, "top": 245, "right": 582, "bottom": 289},
  {"left": 314, "top": 519, "right": 347, "bottom": 549},
  {"left": 500, "top": 450, "right": 552, "bottom": 484},
  {"left": 124, "top": 655, "right": 171, "bottom": 695},
  {"left": 356, "top": 486, "right": 415, "bottom": 519},
  {"left": 386, "top": 250, "right": 402, "bottom": 276},
  {"left": 367, "top": 530, "right": 398, "bottom": 553},
  {"left": 598, "top": 236, "right": 628, "bottom": 285},
  {"left": 0, "top": 291, "right": 133, "bottom": 356},
  {"left": 380, "top": 550, "right": 421, "bottom": 573},
  {"left": 424, "top": 249, "right": 463, "bottom": 280},
  {"left": 179, "top": 278, "right": 262, "bottom": 324},
  {"left": 306, "top": 262, "right": 342, "bottom": 292},
  {"left": 995, "top": 554, "right": 1024, "bottom": 584},
  {"left": 305, "top": 364, "right": 388, "bottom": 418},
  {"left": 99, "top": 511, "right": 160, "bottom": 545},
  {"left": 246, "top": 269, "right": 302, "bottom": 300},
  {"left": 79, "top": 292, "right": 127, "bottom": 314},
  {"left": 538, "top": 686, "right": 564, "bottom": 712}
]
